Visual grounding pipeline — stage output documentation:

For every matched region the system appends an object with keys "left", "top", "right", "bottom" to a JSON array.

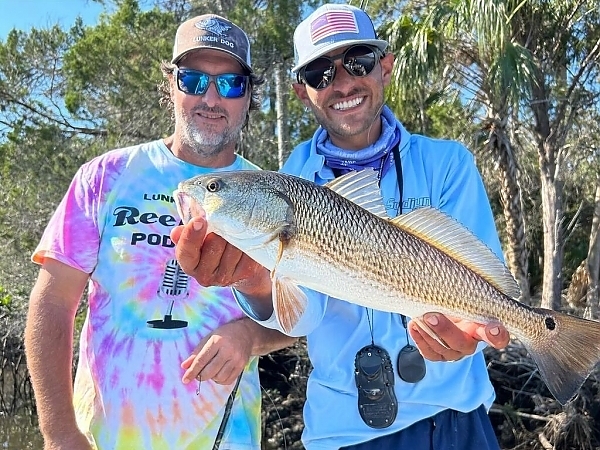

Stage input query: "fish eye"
[{"left": 205, "top": 179, "right": 221, "bottom": 193}]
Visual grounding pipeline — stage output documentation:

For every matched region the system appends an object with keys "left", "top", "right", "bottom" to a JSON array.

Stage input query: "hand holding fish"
[
  {"left": 409, "top": 313, "right": 509, "bottom": 362},
  {"left": 171, "top": 216, "right": 273, "bottom": 313}
]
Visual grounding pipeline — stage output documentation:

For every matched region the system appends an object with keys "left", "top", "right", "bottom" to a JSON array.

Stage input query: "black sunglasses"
[
  {"left": 175, "top": 68, "right": 249, "bottom": 99},
  {"left": 298, "top": 45, "right": 383, "bottom": 90}
]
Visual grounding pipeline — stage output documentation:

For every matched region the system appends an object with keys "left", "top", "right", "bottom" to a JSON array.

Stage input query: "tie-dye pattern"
[{"left": 32, "top": 140, "right": 262, "bottom": 449}]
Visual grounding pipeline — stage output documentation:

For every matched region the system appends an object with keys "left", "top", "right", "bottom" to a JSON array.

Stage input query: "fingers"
[
  {"left": 452, "top": 318, "right": 510, "bottom": 349},
  {"left": 409, "top": 313, "right": 510, "bottom": 362},
  {"left": 409, "top": 313, "right": 474, "bottom": 362},
  {"left": 480, "top": 321, "right": 510, "bottom": 349},
  {"left": 172, "top": 216, "right": 265, "bottom": 288},
  {"left": 182, "top": 322, "right": 252, "bottom": 386},
  {"left": 204, "top": 234, "right": 244, "bottom": 286},
  {"left": 182, "top": 337, "right": 245, "bottom": 385},
  {"left": 171, "top": 217, "right": 207, "bottom": 277},
  {"left": 170, "top": 224, "right": 184, "bottom": 243}
]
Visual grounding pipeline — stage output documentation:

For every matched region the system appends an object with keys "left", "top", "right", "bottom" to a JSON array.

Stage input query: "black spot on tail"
[{"left": 545, "top": 316, "right": 556, "bottom": 330}]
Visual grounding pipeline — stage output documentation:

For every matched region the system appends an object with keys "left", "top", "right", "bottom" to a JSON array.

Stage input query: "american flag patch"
[{"left": 310, "top": 11, "right": 358, "bottom": 43}]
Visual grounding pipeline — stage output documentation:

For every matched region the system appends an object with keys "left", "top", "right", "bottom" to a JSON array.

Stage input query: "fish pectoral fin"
[
  {"left": 272, "top": 276, "right": 307, "bottom": 334},
  {"left": 412, "top": 316, "right": 450, "bottom": 349},
  {"left": 268, "top": 240, "right": 287, "bottom": 282},
  {"left": 276, "top": 238, "right": 286, "bottom": 265}
]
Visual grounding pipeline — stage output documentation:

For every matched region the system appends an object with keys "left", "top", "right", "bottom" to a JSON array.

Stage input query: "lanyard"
[{"left": 391, "top": 142, "right": 403, "bottom": 215}]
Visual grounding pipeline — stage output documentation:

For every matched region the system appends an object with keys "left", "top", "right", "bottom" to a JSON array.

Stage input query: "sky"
[{"left": 0, "top": 0, "right": 106, "bottom": 39}]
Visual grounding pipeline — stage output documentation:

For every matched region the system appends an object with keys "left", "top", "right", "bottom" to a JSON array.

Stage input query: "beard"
[{"left": 178, "top": 105, "right": 245, "bottom": 158}]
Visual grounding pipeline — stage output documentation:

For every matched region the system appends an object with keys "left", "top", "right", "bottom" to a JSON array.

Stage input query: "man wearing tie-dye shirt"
[{"left": 25, "top": 14, "right": 295, "bottom": 450}]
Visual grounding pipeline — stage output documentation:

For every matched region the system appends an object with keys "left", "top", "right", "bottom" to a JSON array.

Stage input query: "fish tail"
[{"left": 523, "top": 308, "right": 600, "bottom": 405}]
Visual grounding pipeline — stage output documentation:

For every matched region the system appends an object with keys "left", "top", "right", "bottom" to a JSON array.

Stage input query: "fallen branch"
[
  {"left": 538, "top": 432, "right": 554, "bottom": 449},
  {"left": 489, "top": 406, "right": 551, "bottom": 422}
]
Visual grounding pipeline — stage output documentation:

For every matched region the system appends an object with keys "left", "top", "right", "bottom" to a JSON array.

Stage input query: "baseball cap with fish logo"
[{"left": 172, "top": 14, "right": 253, "bottom": 73}]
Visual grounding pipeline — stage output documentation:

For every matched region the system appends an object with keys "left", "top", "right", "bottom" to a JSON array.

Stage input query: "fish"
[{"left": 174, "top": 168, "right": 600, "bottom": 405}]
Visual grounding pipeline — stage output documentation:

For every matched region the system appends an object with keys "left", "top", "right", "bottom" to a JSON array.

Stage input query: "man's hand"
[
  {"left": 170, "top": 216, "right": 271, "bottom": 298},
  {"left": 181, "top": 319, "right": 254, "bottom": 385},
  {"left": 408, "top": 313, "right": 509, "bottom": 362}
]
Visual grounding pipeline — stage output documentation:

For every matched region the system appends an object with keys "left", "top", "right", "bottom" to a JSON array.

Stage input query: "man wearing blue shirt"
[{"left": 173, "top": 4, "right": 510, "bottom": 449}]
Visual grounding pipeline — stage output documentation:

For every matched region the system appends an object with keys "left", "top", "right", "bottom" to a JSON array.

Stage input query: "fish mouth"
[{"left": 173, "top": 189, "right": 206, "bottom": 224}]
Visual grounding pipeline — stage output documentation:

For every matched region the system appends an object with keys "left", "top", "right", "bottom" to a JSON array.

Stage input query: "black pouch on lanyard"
[{"left": 354, "top": 345, "right": 398, "bottom": 428}]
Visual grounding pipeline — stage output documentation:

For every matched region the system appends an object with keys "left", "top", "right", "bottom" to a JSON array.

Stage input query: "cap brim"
[
  {"left": 172, "top": 48, "right": 253, "bottom": 74},
  {"left": 292, "top": 39, "right": 388, "bottom": 73}
]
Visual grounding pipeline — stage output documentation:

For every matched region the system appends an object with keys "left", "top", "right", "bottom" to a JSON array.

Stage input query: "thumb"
[{"left": 174, "top": 216, "right": 208, "bottom": 274}]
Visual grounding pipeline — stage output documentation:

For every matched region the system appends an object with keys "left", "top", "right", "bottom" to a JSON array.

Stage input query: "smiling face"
[
  {"left": 170, "top": 49, "right": 251, "bottom": 167},
  {"left": 293, "top": 46, "right": 395, "bottom": 151}
]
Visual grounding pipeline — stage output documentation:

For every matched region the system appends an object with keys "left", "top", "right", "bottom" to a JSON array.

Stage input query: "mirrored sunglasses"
[
  {"left": 299, "top": 45, "right": 382, "bottom": 90},
  {"left": 175, "top": 68, "right": 249, "bottom": 99}
]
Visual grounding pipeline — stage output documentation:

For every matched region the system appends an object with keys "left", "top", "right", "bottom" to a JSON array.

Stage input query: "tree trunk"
[
  {"left": 274, "top": 60, "right": 289, "bottom": 169},
  {"left": 586, "top": 182, "right": 600, "bottom": 318},
  {"left": 529, "top": 64, "right": 567, "bottom": 312},
  {"left": 539, "top": 150, "right": 564, "bottom": 311},
  {"left": 566, "top": 182, "right": 600, "bottom": 317}
]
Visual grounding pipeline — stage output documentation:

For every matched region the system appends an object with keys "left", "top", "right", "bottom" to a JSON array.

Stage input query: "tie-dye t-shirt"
[{"left": 32, "top": 140, "right": 262, "bottom": 450}]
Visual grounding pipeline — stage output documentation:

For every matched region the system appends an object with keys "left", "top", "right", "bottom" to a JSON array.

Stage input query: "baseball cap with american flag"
[{"left": 292, "top": 4, "right": 388, "bottom": 73}]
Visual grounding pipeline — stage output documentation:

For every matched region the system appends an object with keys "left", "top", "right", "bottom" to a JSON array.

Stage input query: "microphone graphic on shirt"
[{"left": 147, "top": 259, "right": 189, "bottom": 329}]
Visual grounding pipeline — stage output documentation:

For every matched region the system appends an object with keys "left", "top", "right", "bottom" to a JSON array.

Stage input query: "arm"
[
  {"left": 170, "top": 220, "right": 297, "bottom": 385},
  {"left": 25, "top": 258, "right": 93, "bottom": 450}
]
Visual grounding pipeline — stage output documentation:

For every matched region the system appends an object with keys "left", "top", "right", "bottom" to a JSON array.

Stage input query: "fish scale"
[{"left": 175, "top": 169, "right": 600, "bottom": 406}]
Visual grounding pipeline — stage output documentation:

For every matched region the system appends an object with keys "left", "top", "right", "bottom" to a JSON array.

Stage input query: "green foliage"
[
  {"left": 228, "top": 0, "right": 314, "bottom": 167},
  {"left": 232, "top": 0, "right": 303, "bottom": 64},
  {"left": 62, "top": 0, "right": 176, "bottom": 145},
  {"left": 0, "top": 286, "right": 12, "bottom": 311},
  {"left": 379, "top": 0, "right": 600, "bottom": 300},
  {"left": 0, "top": 26, "right": 75, "bottom": 141}
]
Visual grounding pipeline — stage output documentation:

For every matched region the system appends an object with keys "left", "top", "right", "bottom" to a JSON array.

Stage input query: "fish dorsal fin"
[
  {"left": 324, "top": 169, "right": 388, "bottom": 219},
  {"left": 390, "top": 207, "right": 520, "bottom": 299}
]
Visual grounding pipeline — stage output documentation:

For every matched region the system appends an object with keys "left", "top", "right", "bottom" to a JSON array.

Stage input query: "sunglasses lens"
[
  {"left": 176, "top": 69, "right": 248, "bottom": 98},
  {"left": 216, "top": 74, "right": 247, "bottom": 98},
  {"left": 300, "top": 46, "right": 380, "bottom": 90},
  {"left": 302, "top": 58, "right": 336, "bottom": 90},
  {"left": 343, "top": 46, "right": 378, "bottom": 76},
  {"left": 177, "top": 69, "right": 209, "bottom": 95}
]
